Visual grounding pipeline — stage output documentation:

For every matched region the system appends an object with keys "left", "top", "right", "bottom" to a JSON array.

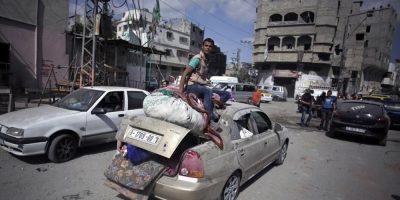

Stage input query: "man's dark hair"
[{"left": 203, "top": 38, "right": 214, "bottom": 46}]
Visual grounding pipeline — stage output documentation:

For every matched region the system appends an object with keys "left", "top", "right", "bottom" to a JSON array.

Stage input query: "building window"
[
  {"left": 366, "top": 26, "right": 371, "bottom": 33},
  {"left": 191, "top": 40, "right": 195, "bottom": 45},
  {"left": 192, "top": 27, "right": 196, "bottom": 32},
  {"left": 318, "top": 53, "right": 330, "bottom": 61},
  {"left": 118, "top": 26, "right": 121, "bottom": 31},
  {"left": 123, "top": 25, "right": 128, "bottom": 31},
  {"left": 282, "top": 36, "right": 295, "bottom": 50},
  {"left": 284, "top": 12, "right": 298, "bottom": 22},
  {"left": 351, "top": 71, "right": 358, "bottom": 78},
  {"left": 268, "top": 45, "right": 274, "bottom": 51},
  {"left": 364, "top": 40, "right": 368, "bottom": 47},
  {"left": 167, "top": 31, "right": 173, "bottom": 39},
  {"left": 304, "top": 44, "right": 311, "bottom": 50},
  {"left": 165, "top": 49, "right": 172, "bottom": 56},
  {"left": 300, "top": 11, "right": 315, "bottom": 23},
  {"left": 356, "top": 33, "right": 364, "bottom": 40},
  {"left": 269, "top": 14, "right": 282, "bottom": 22},
  {"left": 268, "top": 37, "right": 280, "bottom": 51},
  {"left": 179, "top": 37, "right": 188, "bottom": 45},
  {"left": 199, "top": 29, "right": 204, "bottom": 35}
]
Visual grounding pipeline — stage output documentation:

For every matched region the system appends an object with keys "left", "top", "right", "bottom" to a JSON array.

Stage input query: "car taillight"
[
  {"left": 377, "top": 117, "right": 387, "bottom": 124},
  {"left": 179, "top": 150, "right": 204, "bottom": 178}
]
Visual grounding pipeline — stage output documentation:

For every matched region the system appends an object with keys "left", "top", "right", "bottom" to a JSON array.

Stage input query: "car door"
[
  {"left": 125, "top": 90, "right": 147, "bottom": 117},
  {"left": 83, "top": 91, "right": 126, "bottom": 145},
  {"left": 231, "top": 113, "right": 264, "bottom": 181},
  {"left": 251, "top": 111, "right": 280, "bottom": 166}
]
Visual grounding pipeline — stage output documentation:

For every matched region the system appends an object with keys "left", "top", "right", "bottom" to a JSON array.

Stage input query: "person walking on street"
[
  {"left": 319, "top": 90, "right": 337, "bottom": 131},
  {"left": 179, "top": 38, "right": 231, "bottom": 128},
  {"left": 252, "top": 88, "right": 262, "bottom": 107},
  {"left": 299, "top": 89, "right": 313, "bottom": 127}
]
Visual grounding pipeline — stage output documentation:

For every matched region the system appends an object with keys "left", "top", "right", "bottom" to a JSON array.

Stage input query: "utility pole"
[
  {"left": 236, "top": 48, "right": 241, "bottom": 69},
  {"left": 78, "top": 0, "right": 110, "bottom": 87}
]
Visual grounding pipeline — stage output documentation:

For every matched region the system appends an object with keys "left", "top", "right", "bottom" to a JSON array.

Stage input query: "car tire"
[
  {"left": 378, "top": 136, "right": 387, "bottom": 146},
  {"left": 220, "top": 172, "right": 241, "bottom": 200},
  {"left": 247, "top": 97, "right": 253, "bottom": 105},
  {"left": 275, "top": 142, "right": 288, "bottom": 165},
  {"left": 48, "top": 134, "right": 78, "bottom": 163}
]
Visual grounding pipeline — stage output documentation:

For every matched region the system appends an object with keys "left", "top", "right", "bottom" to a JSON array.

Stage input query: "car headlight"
[{"left": 6, "top": 127, "right": 24, "bottom": 137}]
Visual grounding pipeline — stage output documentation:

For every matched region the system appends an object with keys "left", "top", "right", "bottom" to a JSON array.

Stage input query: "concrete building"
[
  {"left": 253, "top": 0, "right": 397, "bottom": 97},
  {"left": 116, "top": 9, "right": 225, "bottom": 86},
  {"left": 381, "top": 61, "right": 400, "bottom": 96},
  {"left": 0, "top": 0, "right": 69, "bottom": 92}
]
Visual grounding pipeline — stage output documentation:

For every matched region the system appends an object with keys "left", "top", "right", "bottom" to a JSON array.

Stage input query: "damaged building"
[{"left": 253, "top": 0, "right": 397, "bottom": 97}]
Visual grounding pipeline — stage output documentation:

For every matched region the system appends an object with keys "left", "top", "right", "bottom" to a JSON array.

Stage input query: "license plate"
[
  {"left": 127, "top": 127, "right": 161, "bottom": 145},
  {"left": 345, "top": 126, "right": 366, "bottom": 133}
]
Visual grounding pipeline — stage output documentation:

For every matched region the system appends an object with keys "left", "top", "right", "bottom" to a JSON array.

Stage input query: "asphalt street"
[{"left": 0, "top": 100, "right": 399, "bottom": 200}]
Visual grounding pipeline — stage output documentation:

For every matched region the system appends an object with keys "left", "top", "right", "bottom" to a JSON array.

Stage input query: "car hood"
[{"left": 0, "top": 105, "right": 81, "bottom": 128}]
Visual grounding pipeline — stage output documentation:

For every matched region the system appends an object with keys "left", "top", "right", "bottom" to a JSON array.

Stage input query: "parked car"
[
  {"left": 112, "top": 102, "right": 289, "bottom": 200},
  {"left": 0, "top": 86, "right": 149, "bottom": 162},
  {"left": 260, "top": 89, "right": 273, "bottom": 103},
  {"left": 384, "top": 101, "right": 400, "bottom": 128},
  {"left": 328, "top": 100, "right": 390, "bottom": 146},
  {"left": 214, "top": 83, "right": 256, "bottom": 104},
  {"left": 258, "top": 85, "right": 287, "bottom": 101}
]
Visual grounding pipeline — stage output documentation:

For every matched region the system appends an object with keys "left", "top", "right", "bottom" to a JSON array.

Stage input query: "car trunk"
[
  {"left": 106, "top": 116, "right": 208, "bottom": 193},
  {"left": 336, "top": 102, "right": 383, "bottom": 125}
]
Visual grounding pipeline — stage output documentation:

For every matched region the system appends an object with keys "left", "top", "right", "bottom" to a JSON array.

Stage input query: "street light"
[{"left": 337, "top": 10, "right": 374, "bottom": 95}]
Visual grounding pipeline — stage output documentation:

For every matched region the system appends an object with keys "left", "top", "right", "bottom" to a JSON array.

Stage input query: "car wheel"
[
  {"left": 247, "top": 97, "right": 253, "bottom": 105},
  {"left": 48, "top": 134, "right": 78, "bottom": 163},
  {"left": 275, "top": 142, "right": 288, "bottom": 165},
  {"left": 378, "top": 136, "right": 387, "bottom": 146},
  {"left": 221, "top": 172, "right": 241, "bottom": 200}
]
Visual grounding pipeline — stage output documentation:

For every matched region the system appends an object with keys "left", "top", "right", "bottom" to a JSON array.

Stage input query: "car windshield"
[
  {"left": 385, "top": 102, "right": 400, "bottom": 111},
  {"left": 339, "top": 102, "right": 383, "bottom": 115},
  {"left": 53, "top": 89, "right": 104, "bottom": 111}
]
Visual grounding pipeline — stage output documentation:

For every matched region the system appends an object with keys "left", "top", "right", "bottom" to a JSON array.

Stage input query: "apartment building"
[
  {"left": 116, "top": 9, "right": 223, "bottom": 85},
  {"left": 253, "top": 0, "right": 397, "bottom": 97}
]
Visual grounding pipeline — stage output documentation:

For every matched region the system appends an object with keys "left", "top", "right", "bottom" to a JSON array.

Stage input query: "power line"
[
  {"left": 242, "top": 0, "right": 257, "bottom": 8},
  {"left": 159, "top": 0, "right": 250, "bottom": 48},
  {"left": 187, "top": 0, "right": 253, "bottom": 35}
]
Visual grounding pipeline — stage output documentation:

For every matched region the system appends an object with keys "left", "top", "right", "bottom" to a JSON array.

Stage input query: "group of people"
[{"left": 298, "top": 89, "right": 337, "bottom": 130}]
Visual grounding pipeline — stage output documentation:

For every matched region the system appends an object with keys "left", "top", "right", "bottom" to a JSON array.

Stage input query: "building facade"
[
  {"left": 253, "top": 0, "right": 397, "bottom": 97},
  {"left": 0, "top": 0, "right": 69, "bottom": 92}
]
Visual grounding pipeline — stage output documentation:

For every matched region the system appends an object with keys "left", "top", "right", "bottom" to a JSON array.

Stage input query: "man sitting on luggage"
[{"left": 179, "top": 38, "right": 231, "bottom": 129}]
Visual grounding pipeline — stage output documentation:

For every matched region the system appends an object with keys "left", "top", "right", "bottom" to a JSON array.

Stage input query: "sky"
[{"left": 69, "top": 0, "right": 400, "bottom": 64}]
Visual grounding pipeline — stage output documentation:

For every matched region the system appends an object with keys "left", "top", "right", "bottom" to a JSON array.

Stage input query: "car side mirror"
[
  {"left": 91, "top": 107, "right": 106, "bottom": 114},
  {"left": 274, "top": 123, "right": 283, "bottom": 132}
]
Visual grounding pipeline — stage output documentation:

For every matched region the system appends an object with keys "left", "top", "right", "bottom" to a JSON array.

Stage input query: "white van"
[
  {"left": 214, "top": 82, "right": 256, "bottom": 103},
  {"left": 258, "top": 85, "right": 288, "bottom": 101},
  {"left": 209, "top": 76, "right": 238, "bottom": 86}
]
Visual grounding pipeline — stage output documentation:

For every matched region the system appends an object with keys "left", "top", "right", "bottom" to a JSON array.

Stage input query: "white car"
[{"left": 0, "top": 86, "right": 149, "bottom": 162}]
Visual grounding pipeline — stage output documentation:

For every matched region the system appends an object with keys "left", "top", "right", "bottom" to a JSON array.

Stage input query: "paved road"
[{"left": 0, "top": 100, "right": 399, "bottom": 200}]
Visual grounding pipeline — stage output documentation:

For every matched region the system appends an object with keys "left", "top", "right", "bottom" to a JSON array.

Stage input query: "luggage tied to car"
[
  {"left": 104, "top": 153, "right": 166, "bottom": 200},
  {"left": 143, "top": 86, "right": 223, "bottom": 150},
  {"left": 143, "top": 87, "right": 207, "bottom": 135}
]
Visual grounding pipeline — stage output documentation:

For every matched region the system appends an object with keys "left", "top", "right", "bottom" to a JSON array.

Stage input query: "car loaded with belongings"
[{"left": 104, "top": 85, "right": 289, "bottom": 200}]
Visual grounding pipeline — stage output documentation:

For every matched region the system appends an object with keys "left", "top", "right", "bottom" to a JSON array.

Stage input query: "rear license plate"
[
  {"left": 127, "top": 127, "right": 161, "bottom": 145},
  {"left": 345, "top": 126, "right": 366, "bottom": 133}
]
